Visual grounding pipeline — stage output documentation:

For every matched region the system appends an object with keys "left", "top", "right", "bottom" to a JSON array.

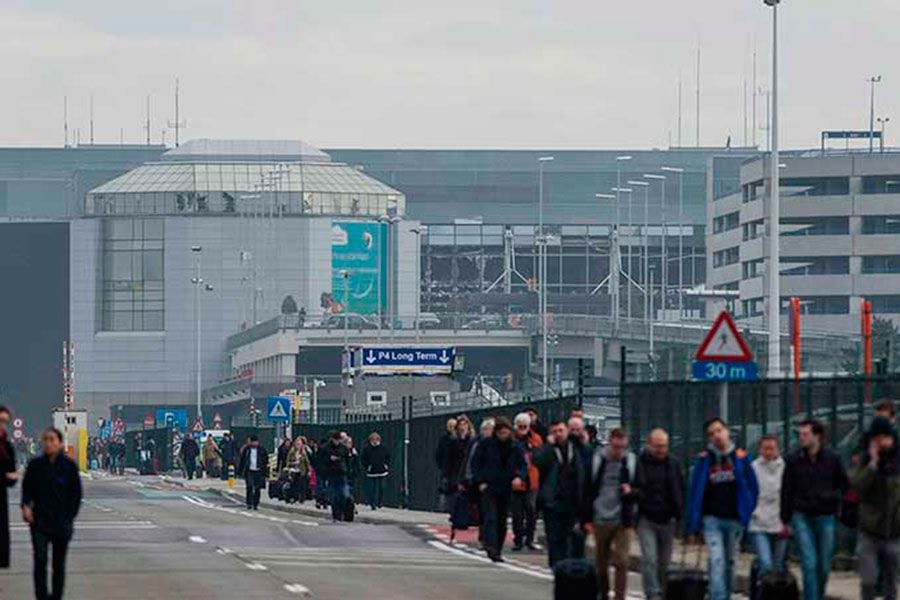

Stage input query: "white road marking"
[
  {"left": 189, "top": 535, "right": 207, "bottom": 544},
  {"left": 428, "top": 540, "right": 554, "bottom": 581},
  {"left": 245, "top": 562, "right": 268, "bottom": 571},
  {"left": 216, "top": 547, "right": 232, "bottom": 555},
  {"left": 181, "top": 494, "right": 318, "bottom": 526},
  {"left": 284, "top": 584, "right": 311, "bottom": 595},
  {"left": 11, "top": 522, "right": 156, "bottom": 531}
]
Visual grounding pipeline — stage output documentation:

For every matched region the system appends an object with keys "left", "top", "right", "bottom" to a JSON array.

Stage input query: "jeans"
[
  {"left": 702, "top": 516, "right": 742, "bottom": 600},
  {"left": 859, "top": 532, "right": 900, "bottom": 600},
  {"left": 510, "top": 490, "right": 537, "bottom": 546},
  {"left": 750, "top": 531, "right": 788, "bottom": 576},
  {"left": 637, "top": 519, "right": 676, "bottom": 599},
  {"left": 244, "top": 471, "right": 264, "bottom": 509},
  {"left": 543, "top": 508, "right": 584, "bottom": 568},
  {"left": 329, "top": 476, "right": 349, "bottom": 520},
  {"left": 480, "top": 489, "right": 511, "bottom": 558},
  {"left": 791, "top": 513, "right": 836, "bottom": 600},
  {"left": 31, "top": 528, "right": 70, "bottom": 600},
  {"left": 364, "top": 476, "right": 385, "bottom": 509},
  {"left": 594, "top": 521, "right": 631, "bottom": 600}
]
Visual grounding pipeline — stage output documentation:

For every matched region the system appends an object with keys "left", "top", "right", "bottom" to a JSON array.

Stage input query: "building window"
[
  {"left": 862, "top": 216, "right": 900, "bottom": 234},
  {"left": 742, "top": 219, "right": 764, "bottom": 241},
  {"left": 861, "top": 176, "right": 900, "bottom": 194},
  {"left": 780, "top": 177, "right": 849, "bottom": 197},
  {"left": 713, "top": 246, "right": 739, "bottom": 268},
  {"left": 713, "top": 211, "right": 740, "bottom": 234},
  {"left": 742, "top": 298, "right": 764, "bottom": 318},
  {"left": 742, "top": 259, "right": 765, "bottom": 280},
  {"left": 781, "top": 217, "right": 849, "bottom": 236},
  {"left": 101, "top": 218, "right": 164, "bottom": 331},
  {"left": 870, "top": 295, "right": 900, "bottom": 313},
  {"left": 862, "top": 255, "right": 900, "bottom": 274},
  {"left": 366, "top": 391, "right": 387, "bottom": 407},
  {"left": 781, "top": 256, "right": 849, "bottom": 276},
  {"left": 742, "top": 180, "right": 764, "bottom": 203}
]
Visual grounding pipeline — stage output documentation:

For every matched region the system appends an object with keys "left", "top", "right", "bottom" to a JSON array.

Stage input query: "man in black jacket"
[
  {"left": 21, "top": 427, "right": 82, "bottom": 600},
  {"left": 533, "top": 419, "right": 590, "bottom": 568},
  {"left": 219, "top": 433, "right": 236, "bottom": 481},
  {"left": 471, "top": 417, "right": 527, "bottom": 562},
  {"left": 361, "top": 432, "right": 390, "bottom": 510},
  {"left": 237, "top": 435, "right": 269, "bottom": 510},
  {"left": 179, "top": 435, "right": 200, "bottom": 480},
  {"left": 781, "top": 419, "right": 849, "bottom": 600},
  {"left": 634, "top": 428, "right": 685, "bottom": 600},
  {"left": 320, "top": 432, "right": 350, "bottom": 521}
]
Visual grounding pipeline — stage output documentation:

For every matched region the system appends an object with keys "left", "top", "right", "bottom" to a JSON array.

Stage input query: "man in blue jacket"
[{"left": 687, "top": 418, "right": 758, "bottom": 600}]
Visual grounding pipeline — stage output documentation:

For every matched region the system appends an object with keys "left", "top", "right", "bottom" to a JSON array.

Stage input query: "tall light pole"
[
  {"left": 611, "top": 187, "right": 633, "bottom": 322},
  {"left": 661, "top": 166, "right": 685, "bottom": 320},
  {"left": 628, "top": 180, "right": 650, "bottom": 324},
  {"left": 644, "top": 174, "right": 667, "bottom": 316},
  {"left": 765, "top": 0, "right": 782, "bottom": 377},
  {"left": 648, "top": 265, "right": 657, "bottom": 379},
  {"left": 191, "top": 245, "right": 212, "bottom": 423},
  {"left": 595, "top": 193, "right": 617, "bottom": 321},
  {"left": 614, "top": 156, "right": 632, "bottom": 325},
  {"left": 537, "top": 156, "right": 554, "bottom": 395},
  {"left": 878, "top": 117, "right": 891, "bottom": 153},
  {"left": 409, "top": 226, "right": 427, "bottom": 342},
  {"left": 868, "top": 75, "right": 883, "bottom": 153}
]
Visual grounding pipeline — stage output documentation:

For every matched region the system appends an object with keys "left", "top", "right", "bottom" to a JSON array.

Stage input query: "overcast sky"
[{"left": 1, "top": 0, "right": 898, "bottom": 150}]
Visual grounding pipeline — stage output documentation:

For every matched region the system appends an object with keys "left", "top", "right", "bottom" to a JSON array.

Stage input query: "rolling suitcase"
[
  {"left": 553, "top": 558, "right": 597, "bottom": 600},
  {"left": 666, "top": 543, "right": 707, "bottom": 600},
  {"left": 758, "top": 571, "right": 799, "bottom": 600},
  {"left": 268, "top": 478, "right": 282, "bottom": 500},
  {"left": 342, "top": 495, "right": 355, "bottom": 522}
]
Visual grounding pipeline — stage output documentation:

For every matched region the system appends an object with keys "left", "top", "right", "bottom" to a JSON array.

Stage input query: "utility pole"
[{"left": 538, "top": 156, "right": 554, "bottom": 396}]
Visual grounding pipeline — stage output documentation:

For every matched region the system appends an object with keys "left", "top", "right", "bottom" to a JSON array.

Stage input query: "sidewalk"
[{"left": 163, "top": 474, "right": 860, "bottom": 599}]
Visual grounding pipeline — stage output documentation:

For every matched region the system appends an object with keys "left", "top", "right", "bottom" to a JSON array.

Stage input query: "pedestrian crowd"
[{"left": 433, "top": 400, "right": 900, "bottom": 600}]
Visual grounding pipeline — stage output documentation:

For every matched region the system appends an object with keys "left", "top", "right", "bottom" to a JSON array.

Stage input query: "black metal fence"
[
  {"left": 621, "top": 375, "right": 900, "bottom": 467},
  {"left": 293, "top": 395, "right": 578, "bottom": 511}
]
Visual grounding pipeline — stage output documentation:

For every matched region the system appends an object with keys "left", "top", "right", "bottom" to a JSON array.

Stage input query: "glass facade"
[
  {"left": 87, "top": 162, "right": 404, "bottom": 218},
  {"left": 101, "top": 218, "right": 164, "bottom": 331}
]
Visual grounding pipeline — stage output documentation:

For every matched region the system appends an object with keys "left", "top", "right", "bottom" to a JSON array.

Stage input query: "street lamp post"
[
  {"left": 878, "top": 117, "right": 891, "bottom": 153},
  {"left": 190, "top": 246, "right": 213, "bottom": 423},
  {"left": 611, "top": 187, "right": 633, "bottom": 323},
  {"left": 628, "top": 180, "right": 650, "bottom": 324},
  {"left": 765, "top": 0, "right": 782, "bottom": 377},
  {"left": 595, "top": 193, "right": 617, "bottom": 322},
  {"left": 614, "top": 156, "right": 633, "bottom": 325},
  {"left": 661, "top": 166, "right": 685, "bottom": 320},
  {"left": 537, "top": 156, "right": 554, "bottom": 396},
  {"left": 644, "top": 174, "right": 667, "bottom": 320},
  {"left": 869, "top": 75, "right": 883, "bottom": 154},
  {"left": 649, "top": 265, "right": 657, "bottom": 379},
  {"left": 410, "top": 226, "right": 427, "bottom": 342}
]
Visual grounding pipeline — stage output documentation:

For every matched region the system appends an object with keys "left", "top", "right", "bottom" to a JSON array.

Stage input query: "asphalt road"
[{"left": 0, "top": 474, "right": 558, "bottom": 599}]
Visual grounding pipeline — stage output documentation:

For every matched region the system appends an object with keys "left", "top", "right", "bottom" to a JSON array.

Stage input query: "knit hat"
[{"left": 869, "top": 416, "right": 896, "bottom": 439}]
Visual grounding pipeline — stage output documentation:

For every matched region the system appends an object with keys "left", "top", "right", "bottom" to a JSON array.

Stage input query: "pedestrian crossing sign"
[
  {"left": 266, "top": 396, "right": 291, "bottom": 422},
  {"left": 695, "top": 310, "right": 753, "bottom": 362}
]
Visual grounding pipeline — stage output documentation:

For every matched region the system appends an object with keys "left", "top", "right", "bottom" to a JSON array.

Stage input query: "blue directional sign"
[
  {"left": 358, "top": 346, "right": 456, "bottom": 375},
  {"left": 692, "top": 360, "right": 759, "bottom": 382},
  {"left": 266, "top": 396, "right": 292, "bottom": 422},
  {"left": 156, "top": 408, "right": 188, "bottom": 430}
]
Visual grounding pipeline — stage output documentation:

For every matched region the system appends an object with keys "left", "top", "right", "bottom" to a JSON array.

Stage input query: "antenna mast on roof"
[
  {"left": 167, "top": 77, "right": 187, "bottom": 147},
  {"left": 89, "top": 94, "right": 94, "bottom": 144},
  {"left": 63, "top": 96, "right": 69, "bottom": 148},
  {"left": 145, "top": 94, "right": 151, "bottom": 146}
]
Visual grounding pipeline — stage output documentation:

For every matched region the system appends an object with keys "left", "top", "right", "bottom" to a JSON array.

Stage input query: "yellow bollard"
[{"left": 228, "top": 464, "right": 235, "bottom": 488}]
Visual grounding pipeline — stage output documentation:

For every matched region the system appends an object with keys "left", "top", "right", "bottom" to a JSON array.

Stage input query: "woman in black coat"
[{"left": 0, "top": 406, "right": 19, "bottom": 569}]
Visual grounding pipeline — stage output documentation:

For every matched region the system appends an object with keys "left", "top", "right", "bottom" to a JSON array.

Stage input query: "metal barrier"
[{"left": 294, "top": 395, "right": 578, "bottom": 511}]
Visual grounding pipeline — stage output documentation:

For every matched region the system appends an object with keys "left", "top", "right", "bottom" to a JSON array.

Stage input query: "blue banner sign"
[
  {"left": 358, "top": 346, "right": 455, "bottom": 375},
  {"left": 692, "top": 360, "right": 758, "bottom": 382}
]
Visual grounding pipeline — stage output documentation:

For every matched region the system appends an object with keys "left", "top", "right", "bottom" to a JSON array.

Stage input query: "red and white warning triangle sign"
[{"left": 695, "top": 311, "right": 754, "bottom": 362}]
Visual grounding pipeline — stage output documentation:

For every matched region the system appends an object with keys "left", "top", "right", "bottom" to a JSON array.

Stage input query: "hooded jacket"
[
  {"left": 749, "top": 456, "right": 785, "bottom": 533},
  {"left": 686, "top": 444, "right": 758, "bottom": 534},
  {"left": 851, "top": 432, "right": 900, "bottom": 540}
]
